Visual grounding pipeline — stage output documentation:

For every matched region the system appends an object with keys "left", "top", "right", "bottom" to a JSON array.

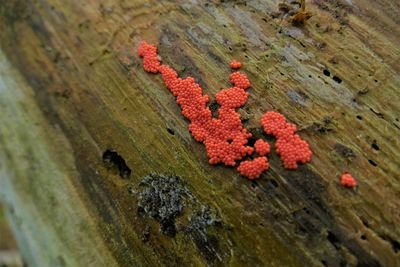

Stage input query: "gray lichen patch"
[
  {"left": 186, "top": 206, "right": 223, "bottom": 264},
  {"left": 136, "top": 173, "right": 225, "bottom": 264},
  {"left": 138, "top": 173, "right": 192, "bottom": 237}
]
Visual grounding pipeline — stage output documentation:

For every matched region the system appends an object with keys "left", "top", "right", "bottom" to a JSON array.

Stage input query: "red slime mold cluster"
[
  {"left": 138, "top": 41, "right": 312, "bottom": 179},
  {"left": 230, "top": 59, "right": 242, "bottom": 69},
  {"left": 254, "top": 139, "right": 270, "bottom": 156},
  {"left": 137, "top": 42, "right": 160, "bottom": 73},
  {"left": 340, "top": 172, "right": 357, "bottom": 188},
  {"left": 237, "top": 156, "right": 269, "bottom": 180},
  {"left": 230, "top": 72, "right": 251, "bottom": 90},
  {"left": 261, "top": 112, "right": 312, "bottom": 169}
]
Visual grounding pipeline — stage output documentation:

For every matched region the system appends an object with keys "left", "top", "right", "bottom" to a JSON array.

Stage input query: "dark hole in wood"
[
  {"left": 374, "top": 79, "right": 378, "bottom": 83},
  {"left": 270, "top": 179, "right": 279, "bottom": 188},
  {"left": 368, "top": 159, "right": 377, "bottom": 167},
  {"left": 361, "top": 234, "right": 367, "bottom": 240},
  {"left": 327, "top": 231, "right": 340, "bottom": 249},
  {"left": 323, "top": 69, "right": 331, "bottom": 77},
  {"left": 209, "top": 100, "right": 220, "bottom": 118},
  {"left": 356, "top": 115, "right": 363, "bottom": 120},
  {"left": 102, "top": 149, "right": 131, "bottom": 178},
  {"left": 360, "top": 216, "right": 369, "bottom": 228},
  {"left": 295, "top": 225, "right": 307, "bottom": 236},
  {"left": 250, "top": 181, "right": 258, "bottom": 188},
  {"left": 369, "top": 108, "right": 385, "bottom": 119},
  {"left": 332, "top": 76, "right": 342, "bottom": 83},
  {"left": 371, "top": 142, "right": 379, "bottom": 151},
  {"left": 321, "top": 260, "right": 327, "bottom": 266},
  {"left": 167, "top": 127, "right": 175, "bottom": 135},
  {"left": 247, "top": 137, "right": 256, "bottom": 146},
  {"left": 391, "top": 240, "right": 400, "bottom": 253},
  {"left": 303, "top": 208, "right": 310, "bottom": 215},
  {"left": 381, "top": 235, "right": 400, "bottom": 253}
]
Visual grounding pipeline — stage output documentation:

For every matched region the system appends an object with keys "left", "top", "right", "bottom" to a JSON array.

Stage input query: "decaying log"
[{"left": 0, "top": 0, "right": 399, "bottom": 266}]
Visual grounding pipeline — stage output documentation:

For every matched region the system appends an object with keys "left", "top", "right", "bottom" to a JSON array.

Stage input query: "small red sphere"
[
  {"left": 340, "top": 172, "right": 357, "bottom": 188},
  {"left": 230, "top": 59, "right": 242, "bottom": 69}
]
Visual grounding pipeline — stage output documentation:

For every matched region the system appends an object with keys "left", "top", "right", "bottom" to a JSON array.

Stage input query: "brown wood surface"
[{"left": 0, "top": 0, "right": 399, "bottom": 266}]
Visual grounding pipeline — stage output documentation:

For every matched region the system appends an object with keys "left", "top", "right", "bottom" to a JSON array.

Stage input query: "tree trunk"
[{"left": 0, "top": 0, "right": 399, "bottom": 266}]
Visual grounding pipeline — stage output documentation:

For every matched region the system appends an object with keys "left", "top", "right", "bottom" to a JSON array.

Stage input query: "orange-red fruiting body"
[
  {"left": 230, "top": 72, "right": 251, "bottom": 90},
  {"left": 237, "top": 156, "right": 269, "bottom": 180},
  {"left": 340, "top": 172, "right": 357, "bottom": 188},
  {"left": 137, "top": 41, "right": 160, "bottom": 73},
  {"left": 138, "top": 41, "right": 313, "bottom": 179},
  {"left": 261, "top": 112, "right": 312, "bottom": 169},
  {"left": 138, "top": 41, "right": 254, "bottom": 167},
  {"left": 230, "top": 60, "right": 242, "bottom": 69},
  {"left": 254, "top": 139, "right": 270, "bottom": 156}
]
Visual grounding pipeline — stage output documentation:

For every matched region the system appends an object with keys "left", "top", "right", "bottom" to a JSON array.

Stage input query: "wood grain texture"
[{"left": 0, "top": 0, "right": 399, "bottom": 266}]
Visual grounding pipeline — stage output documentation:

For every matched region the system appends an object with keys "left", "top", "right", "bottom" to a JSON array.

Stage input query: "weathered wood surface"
[
  {"left": 0, "top": 0, "right": 399, "bottom": 266},
  {"left": 0, "top": 204, "right": 22, "bottom": 267}
]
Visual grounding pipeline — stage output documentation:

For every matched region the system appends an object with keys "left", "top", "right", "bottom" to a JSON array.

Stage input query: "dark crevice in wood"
[
  {"left": 102, "top": 149, "right": 132, "bottom": 179},
  {"left": 368, "top": 159, "right": 377, "bottom": 167},
  {"left": 167, "top": 127, "right": 175, "bottom": 135},
  {"left": 332, "top": 75, "right": 342, "bottom": 83}
]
